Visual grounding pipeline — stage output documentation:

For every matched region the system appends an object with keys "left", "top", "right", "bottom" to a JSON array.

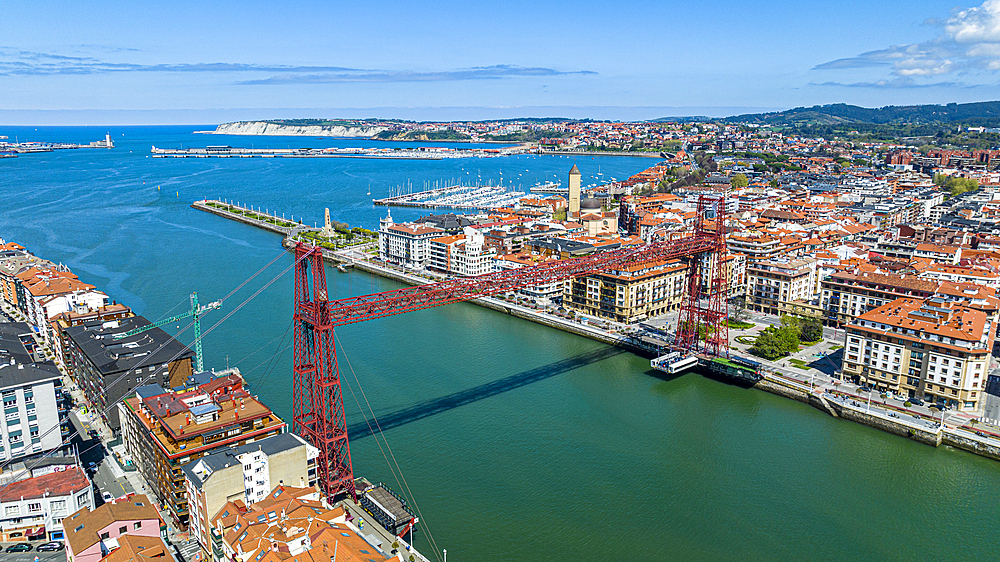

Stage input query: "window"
[
  {"left": 119, "top": 525, "right": 127, "bottom": 534},
  {"left": 100, "top": 532, "right": 110, "bottom": 540},
  {"left": 5, "top": 505, "right": 18, "bottom": 516},
  {"left": 27, "top": 502, "right": 41, "bottom": 512}
]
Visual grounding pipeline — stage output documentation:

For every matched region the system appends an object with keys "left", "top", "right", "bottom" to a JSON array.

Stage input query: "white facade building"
[
  {"left": 0, "top": 466, "right": 92, "bottom": 542},
  {"left": 378, "top": 212, "right": 445, "bottom": 270}
]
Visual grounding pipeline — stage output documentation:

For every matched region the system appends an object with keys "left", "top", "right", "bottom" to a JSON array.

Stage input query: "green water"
[{"left": 2, "top": 126, "right": 998, "bottom": 561}]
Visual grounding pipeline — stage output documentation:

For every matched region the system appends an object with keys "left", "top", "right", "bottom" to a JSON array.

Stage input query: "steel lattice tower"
[
  {"left": 675, "top": 194, "right": 730, "bottom": 357},
  {"left": 291, "top": 243, "right": 356, "bottom": 503}
]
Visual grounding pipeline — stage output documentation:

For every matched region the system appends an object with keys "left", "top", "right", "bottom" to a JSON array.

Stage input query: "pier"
[{"left": 192, "top": 200, "right": 307, "bottom": 236}]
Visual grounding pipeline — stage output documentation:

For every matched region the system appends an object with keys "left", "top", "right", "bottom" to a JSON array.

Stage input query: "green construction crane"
[{"left": 113, "top": 292, "right": 221, "bottom": 373}]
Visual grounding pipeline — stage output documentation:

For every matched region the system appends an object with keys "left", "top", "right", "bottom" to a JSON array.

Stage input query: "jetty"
[{"left": 192, "top": 200, "right": 307, "bottom": 236}]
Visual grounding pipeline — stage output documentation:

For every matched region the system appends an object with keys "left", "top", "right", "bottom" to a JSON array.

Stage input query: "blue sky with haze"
[{"left": 3, "top": 0, "right": 1000, "bottom": 123}]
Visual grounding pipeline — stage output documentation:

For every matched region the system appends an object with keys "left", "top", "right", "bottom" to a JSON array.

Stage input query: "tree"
[
  {"left": 800, "top": 316, "right": 823, "bottom": 342},
  {"left": 768, "top": 179, "right": 780, "bottom": 188},
  {"left": 750, "top": 324, "right": 799, "bottom": 359},
  {"left": 948, "top": 177, "right": 978, "bottom": 197},
  {"left": 730, "top": 173, "right": 749, "bottom": 188},
  {"left": 750, "top": 329, "right": 785, "bottom": 360},
  {"left": 774, "top": 324, "right": 800, "bottom": 353},
  {"left": 731, "top": 295, "right": 752, "bottom": 322}
]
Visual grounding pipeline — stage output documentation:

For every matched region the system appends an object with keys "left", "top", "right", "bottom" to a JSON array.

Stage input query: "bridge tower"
[
  {"left": 675, "top": 194, "right": 730, "bottom": 357},
  {"left": 291, "top": 243, "right": 356, "bottom": 503}
]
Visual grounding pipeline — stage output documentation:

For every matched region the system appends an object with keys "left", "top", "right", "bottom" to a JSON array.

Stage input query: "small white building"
[{"left": 0, "top": 466, "right": 92, "bottom": 542}]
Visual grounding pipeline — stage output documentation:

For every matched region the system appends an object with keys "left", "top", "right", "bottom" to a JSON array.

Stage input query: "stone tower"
[
  {"left": 568, "top": 164, "right": 581, "bottom": 218},
  {"left": 321, "top": 208, "right": 334, "bottom": 237}
]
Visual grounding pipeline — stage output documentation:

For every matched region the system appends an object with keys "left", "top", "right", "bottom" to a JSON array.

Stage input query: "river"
[{"left": 1, "top": 126, "right": 998, "bottom": 560}]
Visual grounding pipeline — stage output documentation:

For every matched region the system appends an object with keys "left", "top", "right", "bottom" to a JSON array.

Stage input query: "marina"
[{"left": 372, "top": 180, "right": 530, "bottom": 210}]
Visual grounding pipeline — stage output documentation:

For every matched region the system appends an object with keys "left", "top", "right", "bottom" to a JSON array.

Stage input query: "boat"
[{"left": 337, "top": 264, "right": 348, "bottom": 273}]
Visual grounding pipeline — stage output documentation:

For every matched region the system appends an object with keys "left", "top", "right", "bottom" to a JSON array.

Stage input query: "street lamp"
[{"left": 866, "top": 388, "right": 872, "bottom": 412}]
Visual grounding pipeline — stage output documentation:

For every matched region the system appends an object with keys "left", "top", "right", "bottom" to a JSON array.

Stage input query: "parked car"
[
  {"left": 6, "top": 544, "right": 33, "bottom": 553},
  {"left": 37, "top": 542, "right": 64, "bottom": 552},
  {"left": 102, "top": 491, "right": 114, "bottom": 502},
  {"left": 909, "top": 397, "right": 924, "bottom": 406}
]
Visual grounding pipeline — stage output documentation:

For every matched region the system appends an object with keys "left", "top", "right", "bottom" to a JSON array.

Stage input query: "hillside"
[
  {"left": 713, "top": 102, "right": 1000, "bottom": 127},
  {"left": 208, "top": 120, "right": 387, "bottom": 137}
]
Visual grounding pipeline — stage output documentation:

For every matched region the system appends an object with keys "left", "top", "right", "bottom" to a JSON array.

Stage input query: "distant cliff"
[{"left": 209, "top": 121, "right": 387, "bottom": 137}]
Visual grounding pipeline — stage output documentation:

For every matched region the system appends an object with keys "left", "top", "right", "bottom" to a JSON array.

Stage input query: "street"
[{"left": 0, "top": 545, "right": 65, "bottom": 562}]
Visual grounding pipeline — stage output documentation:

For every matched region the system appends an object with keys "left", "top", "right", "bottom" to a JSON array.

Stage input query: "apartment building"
[
  {"left": 0, "top": 322, "right": 68, "bottom": 462},
  {"left": 920, "top": 264, "right": 1000, "bottom": 288},
  {"left": 182, "top": 433, "right": 318, "bottom": 556},
  {"left": 212, "top": 485, "right": 383, "bottom": 562},
  {"left": 842, "top": 297, "right": 994, "bottom": 411},
  {"left": 564, "top": 259, "right": 688, "bottom": 323},
  {"left": 493, "top": 252, "right": 565, "bottom": 306},
  {"left": 118, "top": 375, "right": 286, "bottom": 528},
  {"left": 745, "top": 258, "right": 817, "bottom": 315},
  {"left": 0, "top": 466, "right": 92, "bottom": 543},
  {"left": 820, "top": 271, "right": 1000, "bottom": 333},
  {"left": 64, "top": 494, "right": 165, "bottom": 562},
  {"left": 727, "top": 232, "right": 783, "bottom": 262},
  {"left": 63, "top": 315, "right": 194, "bottom": 430},
  {"left": 377, "top": 213, "right": 445, "bottom": 270},
  {"left": 428, "top": 227, "right": 496, "bottom": 276}
]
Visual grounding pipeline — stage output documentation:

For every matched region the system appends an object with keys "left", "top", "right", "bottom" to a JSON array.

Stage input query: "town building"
[
  {"left": 63, "top": 315, "right": 194, "bottom": 430},
  {"left": 377, "top": 212, "right": 445, "bottom": 270},
  {"left": 428, "top": 227, "right": 496, "bottom": 276},
  {"left": 64, "top": 494, "right": 165, "bottom": 562},
  {"left": 86, "top": 535, "right": 173, "bottom": 562},
  {"left": 0, "top": 322, "right": 69, "bottom": 461},
  {"left": 820, "top": 271, "right": 1000, "bottom": 335},
  {"left": 493, "top": 252, "right": 566, "bottom": 306},
  {"left": 182, "top": 433, "right": 318, "bottom": 556},
  {"left": 118, "top": 375, "right": 286, "bottom": 528},
  {"left": 0, "top": 466, "right": 92, "bottom": 543},
  {"left": 727, "top": 232, "right": 783, "bottom": 262},
  {"left": 745, "top": 258, "right": 817, "bottom": 315},
  {"left": 211, "top": 484, "right": 388, "bottom": 562},
  {"left": 842, "top": 297, "right": 994, "bottom": 410},
  {"left": 564, "top": 259, "right": 688, "bottom": 323}
]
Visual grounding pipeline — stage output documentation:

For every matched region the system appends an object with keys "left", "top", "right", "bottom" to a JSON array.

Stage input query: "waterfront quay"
[{"left": 192, "top": 199, "right": 308, "bottom": 236}]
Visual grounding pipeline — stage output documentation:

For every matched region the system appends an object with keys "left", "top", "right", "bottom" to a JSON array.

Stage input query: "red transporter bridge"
[{"left": 292, "top": 194, "right": 730, "bottom": 509}]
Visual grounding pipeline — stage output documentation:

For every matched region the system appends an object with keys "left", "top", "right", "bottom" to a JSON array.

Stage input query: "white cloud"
[{"left": 814, "top": 0, "right": 1000, "bottom": 86}]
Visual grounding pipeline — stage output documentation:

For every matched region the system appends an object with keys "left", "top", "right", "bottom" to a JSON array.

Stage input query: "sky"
[{"left": 3, "top": 0, "right": 1000, "bottom": 124}]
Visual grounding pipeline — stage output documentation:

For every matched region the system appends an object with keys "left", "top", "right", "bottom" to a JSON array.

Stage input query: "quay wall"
[
  {"left": 752, "top": 374, "right": 943, "bottom": 447},
  {"left": 193, "top": 201, "right": 293, "bottom": 236}
]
